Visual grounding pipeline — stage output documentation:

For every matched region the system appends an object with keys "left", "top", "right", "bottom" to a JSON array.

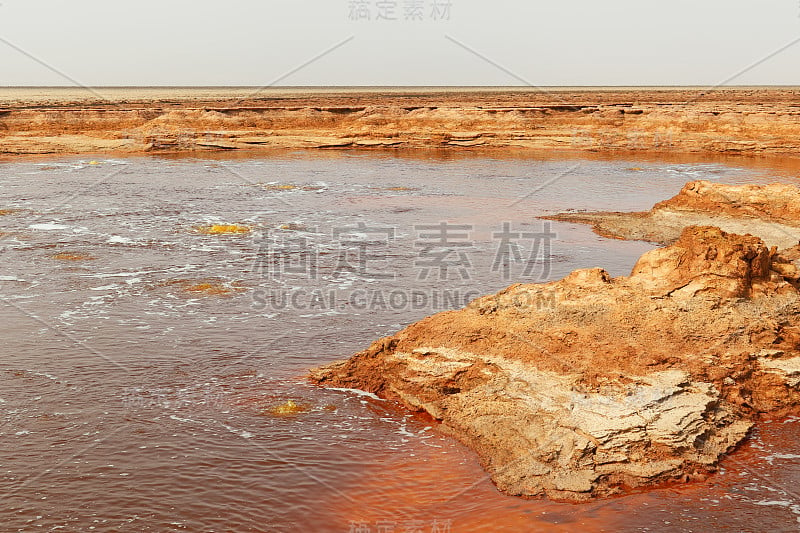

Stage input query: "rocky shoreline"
[
  {"left": 549, "top": 180, "right": 800, "bottom": 249},
  {"left": 2, "top": 88, "right": 800, "bottom": 157},
  {"left": 311, "top": 182, "right": 800, "bottom": 501}
]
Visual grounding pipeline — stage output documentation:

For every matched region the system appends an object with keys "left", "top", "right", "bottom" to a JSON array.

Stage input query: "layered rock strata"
[{"left": 2, "top": 88, "right": 800, "bottom": 157}]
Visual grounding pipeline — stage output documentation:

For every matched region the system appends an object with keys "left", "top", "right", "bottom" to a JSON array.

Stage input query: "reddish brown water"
[{"left": 1, "top": 153, "right": 800, "bottom": 532}]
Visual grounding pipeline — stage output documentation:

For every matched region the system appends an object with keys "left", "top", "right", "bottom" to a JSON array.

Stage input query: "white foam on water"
[
  {"left": 169, "top": 415, "right": 201, "bottom": 424},
  {"left": 221, "top": 423, "right": 253, "bottom": 439},
  {"left": 31, "top": 371, "right": 58, "bottom": 381},
  {"left": 107, "top": 235, "right": 135, "bottom": 244},
  {"left": 90, "top": 270, "right": 157, "bottom": 279},
  {"left": 765, "top": 453, "right": 800, "bottom": 464},
  {"left": 90, "top": 285, "right": 120, "bottom": 291},
  {"left": 59, "top": 310, "right": 79, "bottom": 320},
  {"left": 29, "top": 223, "right": 69, "bottom": 231},
  {"left": 299, "top": 310, "right": 342, "bottom": 318},
  {"left": 754, "top": 500, "right": 791, "bottom": 507},
  {"left": 326, "top": 387, "right": 383, "bottom": 400}
]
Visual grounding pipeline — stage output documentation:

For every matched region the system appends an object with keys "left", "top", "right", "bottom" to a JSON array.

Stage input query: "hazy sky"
[{"left": 1, "top": 0, "right": 799, "bottom": 86}]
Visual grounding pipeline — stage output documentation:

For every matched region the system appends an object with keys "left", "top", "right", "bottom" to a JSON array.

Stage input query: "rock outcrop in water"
[
  {"left": 310, "top": 226, "right": 800, "bottom": 501},
  {"left": 550, "top": 180, "right": 800, "bottom": 249}
]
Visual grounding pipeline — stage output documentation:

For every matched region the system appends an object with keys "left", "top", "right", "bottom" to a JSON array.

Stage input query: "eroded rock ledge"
[
  {"left": 549, "top": 180, "right": 800, "bottom": 249},
  {"left": 310, "top": 226, "right": 800, "bottom": 501}
]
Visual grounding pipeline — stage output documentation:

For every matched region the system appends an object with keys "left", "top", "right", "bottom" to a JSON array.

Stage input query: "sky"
[{"left": 0, "top": 0, "right": 799, "bottom": 86}]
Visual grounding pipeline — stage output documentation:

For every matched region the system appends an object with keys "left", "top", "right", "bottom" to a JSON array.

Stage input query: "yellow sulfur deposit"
[
  {"left": 194, "top": 224, "right": 251, "bottom": 235},
  {"left": 262, "top": 184, "right": 297, "bottom": 191},
  {"left": 268, "top": 400, "right": 311, "bottom": 416},
  {"left": 183, "top": 283, "right": 235, "bottom": 296}
]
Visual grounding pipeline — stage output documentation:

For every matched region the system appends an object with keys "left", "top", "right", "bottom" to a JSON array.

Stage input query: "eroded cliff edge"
[
  {"left": 310, "top": 226, "right": 800, "bottom": 501},
  {"left": 2, "top": 88, "right": 800, "bottom": 157}
]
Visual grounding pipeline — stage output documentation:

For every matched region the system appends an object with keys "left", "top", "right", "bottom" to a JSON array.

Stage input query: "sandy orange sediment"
[{"left": 1, "top": 87, "right": 800, "bottom": 157}]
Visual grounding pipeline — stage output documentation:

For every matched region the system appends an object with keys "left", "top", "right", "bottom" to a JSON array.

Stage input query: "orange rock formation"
[{"left": 311, "top": 227, "right": 800, "bottom": 500}]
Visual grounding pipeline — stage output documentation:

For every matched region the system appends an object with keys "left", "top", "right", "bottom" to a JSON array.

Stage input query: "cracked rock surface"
[{"left": 311, "top": 226, "right": 800, "bottom": 500}]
